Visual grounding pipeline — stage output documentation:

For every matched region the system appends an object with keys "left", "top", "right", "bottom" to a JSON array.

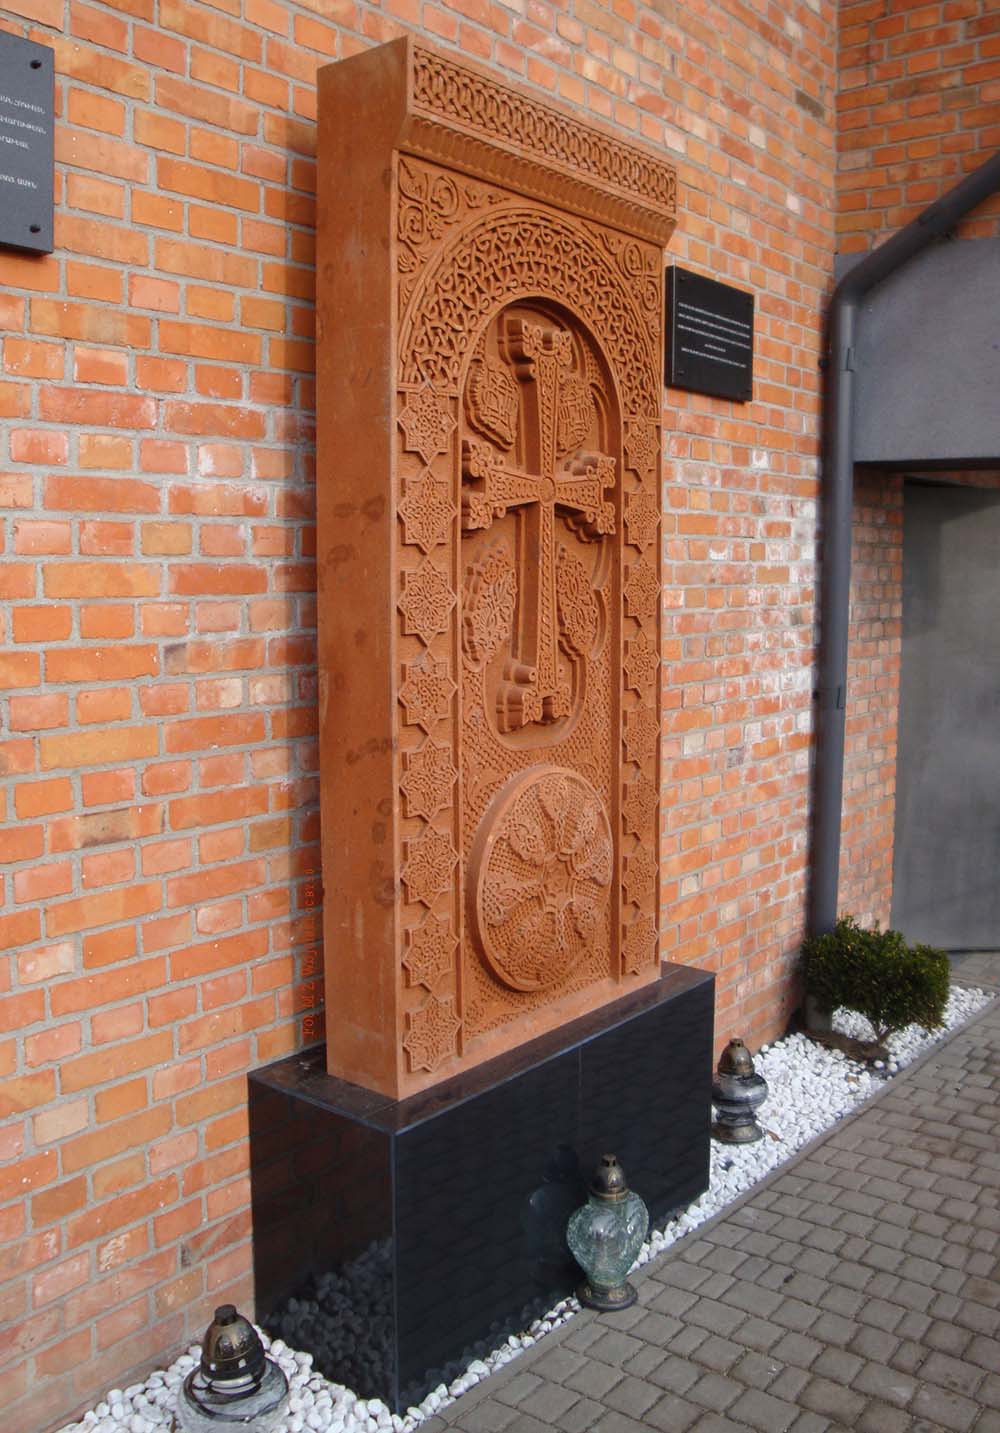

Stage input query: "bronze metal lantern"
[
  {"left": 174, "top": 1304, "right": 289, "bottom": 1432},
  {"left": 711, "top": 1038, "right": 769, "bottom": 1144}
]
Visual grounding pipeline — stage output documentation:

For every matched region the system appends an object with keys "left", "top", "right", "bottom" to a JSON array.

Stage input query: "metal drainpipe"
[{"left": 811, "top": 149, "right": 1000, "bottom": 953}]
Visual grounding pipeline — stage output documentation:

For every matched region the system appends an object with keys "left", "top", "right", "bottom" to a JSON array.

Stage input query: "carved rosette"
[{"left": 469, "top": 767, "right": 613, "bottom": 993}]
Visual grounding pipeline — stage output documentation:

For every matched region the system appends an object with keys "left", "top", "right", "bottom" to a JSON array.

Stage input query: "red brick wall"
[
  {"left": 2, "top": 0, "right": 836, "bottom": 1426},
  {"left": 838, "top": 0, "right": 1000, "bottom": 253}
]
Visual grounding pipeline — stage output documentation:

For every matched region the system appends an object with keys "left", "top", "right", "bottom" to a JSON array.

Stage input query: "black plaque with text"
[
  {"left": 665, "top": 266, "right": 754, "bottom": 402},
  {"left": 0, "top": 32, "right": 54, "bottom": 254}
]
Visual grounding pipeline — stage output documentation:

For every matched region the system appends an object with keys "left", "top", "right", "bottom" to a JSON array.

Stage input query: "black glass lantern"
[
  {"left": 174, "top": 1305, "right": 288, "bottom": 1432},
  {"left": 711, "top": 1038, "right": 769, "bottom": 1144}
]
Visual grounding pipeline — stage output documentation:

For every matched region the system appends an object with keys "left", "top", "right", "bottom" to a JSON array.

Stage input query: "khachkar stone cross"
[{"left": 461, "top": 315, "right": 616, "bottom": 733}]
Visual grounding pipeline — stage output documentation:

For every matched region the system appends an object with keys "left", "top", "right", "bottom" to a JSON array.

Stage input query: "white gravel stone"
[{"left": 57, "top": 984, "right": 993, "bottom": 1433}]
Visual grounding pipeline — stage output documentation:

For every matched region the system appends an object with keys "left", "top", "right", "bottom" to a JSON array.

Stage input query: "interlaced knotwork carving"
[
  {"left": 556, "top": 546, "right": 600, "bottom": 658},
  {"left": 401, "top": 738, "right": 458, "bottom": 820},
  {"left": 624, "top": 559, "right": 660, "bottom": 620},
  {"left": 411, "top": 47, "right": 677, "bottom": 215},
  {"left": 622, "top": 913, "right": 658, "bottom": 975},
  {"left": 469, "top": 767, "right": 613, "bottom": 992},
  {"left": 624, "top": 629, "right": 659, "bottom": 692},
  {"left": 624, "top": 705, "right": 660, "bottom": 767},
  {"left": 399, "top": 657, "right": 455, "bottom": 732},
  {"left": 403, "top": 914, "right": 457, "bottom": 991},
  {"left": 466, "top": 351, "right": 519, "bottom": 449},
  {"left": 600, "top": 232, "right": 663, "bottom": 337},
  {"left": 623, "top": 774, "right": 658, "bottom": 838},
  {"left": 397, "top": 384, "right": 456, "bottom": 466},
  {"left": 624, "top": 421, "right": 659, "bottom": 478},
  {"left": 623, "top": 844, "right": 657, "bottom": 907},
  {"left": 398, "top": 563, "right": 456, "bottom": 645},
  {"left": 402, "top": 825, "right": 458, "bottom": 906},
  {"left": 463, "top": 541, "right": 517, "bottom": 667},
  {"left": 558, "top": 373, "right": 595, "bottom": 454},
  {"left": 399, "top": 471, "right": 455, "bottom": 553},
  {"left": 403, "top": 994, "right": 461, "bottom": 1072},
  {"left": 625, "top": 490, "right": 660, "bottom": 550},
  {"left": 400, "top": 208, "right": 659, "bottom": 417}
]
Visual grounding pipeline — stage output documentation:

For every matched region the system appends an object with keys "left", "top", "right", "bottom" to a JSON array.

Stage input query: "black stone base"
[{"left": 248, "top": 962, "right": 714, "bottom": 1413}]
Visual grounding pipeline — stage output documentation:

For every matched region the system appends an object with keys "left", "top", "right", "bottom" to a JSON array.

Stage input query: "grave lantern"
[
  {"left": 174, "top": 1304, "right": 288, "bottom": 1432},
  {"left": 711, "top": 1039, "right": 769, "bottom": 1144},
  {"left": 567, "top": 1154, "right": 649, "bottom": 1311}
]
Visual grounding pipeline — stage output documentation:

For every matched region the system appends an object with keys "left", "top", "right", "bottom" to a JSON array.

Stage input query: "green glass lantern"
[{"left": 566, "top": 1154, "right": 649, "bottom": 1311}]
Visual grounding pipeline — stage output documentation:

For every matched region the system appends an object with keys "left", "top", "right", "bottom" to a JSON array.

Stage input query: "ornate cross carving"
[{"left": 461, "top": 316, "right": 615, "bottom": 733}]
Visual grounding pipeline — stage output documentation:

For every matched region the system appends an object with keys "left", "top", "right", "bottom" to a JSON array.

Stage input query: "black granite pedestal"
[{"left": 248, "top": 962, "right": 714, "bottom": 1413}]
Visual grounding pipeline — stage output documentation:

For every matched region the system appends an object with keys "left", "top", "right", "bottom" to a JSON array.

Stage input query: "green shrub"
[{"left": 801, "top": 915, "right": 950, "bottom": 1044}]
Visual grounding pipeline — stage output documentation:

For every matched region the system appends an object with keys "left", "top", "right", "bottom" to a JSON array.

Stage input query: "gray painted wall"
[{"left": 839, "top": 238, "right": 1000, "bottom": 467}]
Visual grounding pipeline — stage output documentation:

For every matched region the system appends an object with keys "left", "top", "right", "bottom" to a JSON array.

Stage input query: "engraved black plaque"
[
  {"left": 0, "top": 32, "right": 54, "bottom": 254},
  {"left": 665, "top": 266, "right": 754, "bottom": 403}
]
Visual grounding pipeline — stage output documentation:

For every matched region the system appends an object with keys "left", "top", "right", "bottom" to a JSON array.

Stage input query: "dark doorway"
[{"left": 892, "top": 480, "right": 1000, "bottom": 950}]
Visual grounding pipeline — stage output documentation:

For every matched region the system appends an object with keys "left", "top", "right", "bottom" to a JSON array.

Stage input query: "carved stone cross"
[{"left": 461, "top": 315, "right": 616, "bottom": 733}]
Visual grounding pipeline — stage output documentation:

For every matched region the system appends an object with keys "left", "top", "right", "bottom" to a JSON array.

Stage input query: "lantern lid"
[
  {"left": 201, "top": 1304, "right": 266, "bottom": 1388},
  {"left": 589, "top": 1153, "right": 630, "bottom": 1202},
  {"left": 718, "top": 1039, "right": 755, "bottom": 1077}
]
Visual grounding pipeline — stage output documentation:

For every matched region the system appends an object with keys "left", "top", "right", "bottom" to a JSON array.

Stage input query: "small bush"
[{"left": 801, "top": 915, "right": 950, "bottom": 1044}]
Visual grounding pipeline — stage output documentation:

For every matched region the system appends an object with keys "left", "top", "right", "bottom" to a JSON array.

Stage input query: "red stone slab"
[{"left": 316, "top": 37, "right": 677, "bottom": 1096}]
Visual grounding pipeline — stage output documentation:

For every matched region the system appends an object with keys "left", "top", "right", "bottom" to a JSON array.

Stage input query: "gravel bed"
[{"left": 60, "top": 983, "right": 994, "bottom": 1433}]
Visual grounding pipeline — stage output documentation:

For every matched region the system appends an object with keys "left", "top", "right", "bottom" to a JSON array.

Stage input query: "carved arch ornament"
[{"left": 317, "top": 38, "right": 675, "bottom": 1092}]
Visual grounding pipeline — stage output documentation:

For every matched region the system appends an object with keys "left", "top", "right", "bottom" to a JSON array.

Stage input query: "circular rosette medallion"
[{"left": 469, "top": 766, "right": 613, "bottom": 992}]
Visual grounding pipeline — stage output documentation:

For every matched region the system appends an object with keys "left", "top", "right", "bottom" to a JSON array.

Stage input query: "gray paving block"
[
  {"left": 691, "top": 1334, "right": 744, "bottom": 1374},
  {"left": 646, "top": 1352, "right": 702, "bottom": 1396},
  {"left": 727, "top": 1387, "right": 799, "bottom": 1432},
  {"left": 787, "top": 1414, "right": 831, "bottom": 1433},
  {"left": 627, "top": 1309, "right": 685, "bottom": 1348},
  {"left": 685, "top": 1370, "right": 743, "bottom": 1413},
  {"left": 919, "top": 1349, "right": 987, "bottom": 1394},
  {"left": 910, "top": 1381, "right": 980, "bottom": 1431},
  {"left": 642, "top": 1391, "right": 702, "bottom": 1432},
  {"left": 771, "top": 1330, "right": 823, "bottom": 1369},
  {"left": 515, "top": 1380, "right": 579, "bottom": 1424},
  {"left": 596, "top": 1371, "right": 660, "bottom": 1419},
  {"left": 493, "top": 1372, "right": 545, "bottom": 1409},
  {"left": 798, "top": 1374, "right": 868, "bottom": 1422},
  {"left": 553, "top": 1395, "right": 605, "bottom": 1432},
  {"left": 561, "top": 1359, "right": 624, "bottom": 1400},
  {"left": 727, "top": 1350, "right": 780, "bottom": 1390},
  {"left": 767, "top": 1364, "right": 812, "bottom": 1404},
  {"left": 811, "top": 1345, "right": 864, "bottom": 1384},
  {"left": 851, "top": 1359, "right": 917, "bottom": 1408},
  {"left": 855, "top": 1403, "right": 911, "bottom": 1433}
]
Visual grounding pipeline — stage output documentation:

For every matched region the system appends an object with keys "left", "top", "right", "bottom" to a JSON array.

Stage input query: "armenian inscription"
[{"left": 317, "top": 38, "right": 676, "bottom": 1096}]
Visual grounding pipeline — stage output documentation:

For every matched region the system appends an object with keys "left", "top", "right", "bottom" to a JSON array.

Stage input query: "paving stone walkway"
[{"left": 424, "top": 962, "right": 1000, "bottom": 1433}]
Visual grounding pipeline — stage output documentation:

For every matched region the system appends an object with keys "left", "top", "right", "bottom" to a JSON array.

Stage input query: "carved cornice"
[{"left": 398, "top": 41, "right": 677, "bottom": 247}]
